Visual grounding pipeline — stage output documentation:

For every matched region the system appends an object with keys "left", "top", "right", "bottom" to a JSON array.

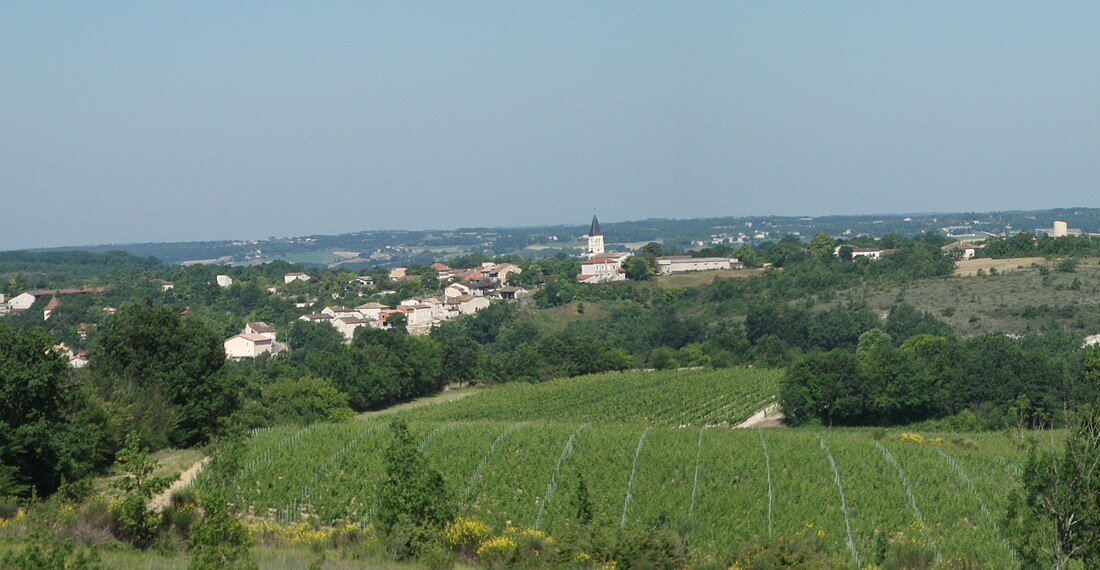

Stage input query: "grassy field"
[
  {"left": 223, "top": 369, "right": 1039, "bottom": 566},
  {"left": 356, "top": 386, "right": 485, "bottom": 420},
  {"left": 93, "top": 448, "right": 205, "bottom": 493},
  {"left": 0, "top": 543, "right": 461, "bottom": 569},
  {"left": 655, "top": 268, "right": 763, "bottom": 289},
  {"left": 527, "top": 301, "right": 612, "bottom": 334},
  {"left": 954, "top": 256, "right": 1048, "bottom": 277},
  {"left": 830, "top": 257, "right": 1100, "bottom": 337}
]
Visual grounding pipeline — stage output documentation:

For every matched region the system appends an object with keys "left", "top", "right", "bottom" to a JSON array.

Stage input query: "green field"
[
  {"left": 223, "top": 368, "right": 1037, "bottom": 566},
  {"left": 830, "top": 257, "right": 1100, "bottom": 337},
  {"left": 402, "top": 368, "right": 781, "bottom": 426}
]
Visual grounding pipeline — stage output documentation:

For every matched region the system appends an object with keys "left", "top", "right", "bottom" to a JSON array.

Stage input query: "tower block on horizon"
[{"left": 585, "top": 214, "right": 605, "bottom": 258}]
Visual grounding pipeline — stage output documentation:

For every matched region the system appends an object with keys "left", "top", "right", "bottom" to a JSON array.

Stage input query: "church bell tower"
[{"left": 586, "top": 214, "right": 604, "bottom": 258}]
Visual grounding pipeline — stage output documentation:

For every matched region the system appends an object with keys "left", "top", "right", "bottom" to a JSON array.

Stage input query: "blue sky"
[{"left": 2, "top": 2, "right": 1098, "bottom": 249}]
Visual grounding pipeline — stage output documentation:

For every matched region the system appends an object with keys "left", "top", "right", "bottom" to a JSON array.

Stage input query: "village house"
[
  {"left": 322, "top": 306, "right": 360, "bottom": 319},
  {"left": 224, "top": 333, "right": 277, "bottom": 360},
  {"left": 655, "top": 257, "right": 743, "bottom": 275},
  {"left": 498, "top": 286, "right": 530, "bottom": 301},
  {"left": 481, "top": 262, "right": 522, "bottom": 284},
  {"left": 444, "top": 283, "right": 472, "bottom": 298},
  {"left": 834, "top": 246, "right": 896, "bottom": 260},
  {"left": 43, "top": 297, "right": 60, "bottom": 321},
  {"left": 333, "top": 316, "right": 373, "bottom": 340},
  {"left": 349, "top": 276, "right": 374, "bottom": 288},
  {"left": 577, "top": 254, "right": 630, "bottom": 284},
  {"left": 389, "top": 267, "right": 408, "bottom": 281},
  {"left": 216, "top": 275, "right": 234, "bottom": 288},
  {"left": 69, "top": 352, "right": 89, "bottom": 369},
  {"left": 355, "top": 302, "right": 386, "bottom": 320},
  {"left": 244, "top": 322, "right": 278, "bottom": 340},
  {"left": 158, "top": 280, "right": 175, "bottom": 292},
  {"left": 7, "top": 292, "right": 37, "bottom": 311},
  {"left": 284, "top": 272, "right": 311, "bottom": 284},
  {"left": 940, "top": 241, "right": 983, "bottom": 260},
  {"left": 298, "top": 313, "right": 334, "bottom": 324},
  {"left": 467, "top": 281, "right": 496, "bottom": 296},
  {"left": 446, "top": 295, "right": 490, "bottom": 316}
]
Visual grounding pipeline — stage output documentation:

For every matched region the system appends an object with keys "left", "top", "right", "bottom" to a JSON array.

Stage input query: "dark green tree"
[
  {"left": 90, "top": 300, "right": 239, "bottom": 447},
  {"left": 1007, "top": 407, "right": 1100, "bottom": 570},
  {"left": 188, "top": 486, "right": 257, "bottom": 570},
  {"left": 624, "top": 256, "right": 656, "bottom": 281},
  {"left": 377, "top": 420, "right": 454, "bottom": 533},
  {"left": 0, "top": 326, "right": 100, "bottom": 497}
]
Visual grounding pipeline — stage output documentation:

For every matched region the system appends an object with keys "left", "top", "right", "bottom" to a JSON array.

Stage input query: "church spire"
[{"left": 589, "top": 214, "right": 602, "bottom": 237}]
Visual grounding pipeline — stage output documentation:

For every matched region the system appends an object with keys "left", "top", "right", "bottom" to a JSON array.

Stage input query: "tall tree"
[
  {"left": 0, "top": 326, "right": 99, "bottom": 496},
  {"left": 91, "top": 300, "right": 238, "bottom": 447},
  {"left": 1007, "top": 408, "right": 1100, "bottom": 569}
]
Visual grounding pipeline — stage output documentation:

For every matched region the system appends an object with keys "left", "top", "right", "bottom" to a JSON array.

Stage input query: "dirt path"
[
  {"left": 735, "top": 403, "right": 784, "bottom": 429},
  {"left": 149, "top": 456, "right": 210, "bottom": 512}
]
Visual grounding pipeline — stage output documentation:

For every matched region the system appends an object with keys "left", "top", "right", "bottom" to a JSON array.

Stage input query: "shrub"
[
  {"left": 442, "top": 516, "right": 490, "bottom": 557},
  {"left": 2, "top": 531, "right": 101, "bottom": 570},
  {"left": 109, "top": 432, "right": 170, "bottom": 548},
  {"left": 188, "top": 487, "right": 256, "bottom": 570},
  {"left": 66, "top": 499, "right": 115, "bottom": 546}
]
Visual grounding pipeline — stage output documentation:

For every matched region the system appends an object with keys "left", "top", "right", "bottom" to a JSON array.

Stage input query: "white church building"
[{"left": 577, "top": 214, "right": 630, "bottom": 283}]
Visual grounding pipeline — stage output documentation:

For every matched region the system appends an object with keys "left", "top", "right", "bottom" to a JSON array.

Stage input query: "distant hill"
[{"left": 13, "top": 207, "right": 1100, "bottom": 266}]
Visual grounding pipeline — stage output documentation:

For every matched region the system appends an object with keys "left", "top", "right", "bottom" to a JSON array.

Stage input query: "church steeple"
[
  {"left": 586, "top": 214, "right": 605, "bottom": 258},
  {"left": 589, "top": 214, "right": 602, "bottom": 237}
]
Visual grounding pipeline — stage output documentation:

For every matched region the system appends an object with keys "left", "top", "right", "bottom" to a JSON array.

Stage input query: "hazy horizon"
[{"left": 4, "top": 2, "right": 1099, "bottom": 250}]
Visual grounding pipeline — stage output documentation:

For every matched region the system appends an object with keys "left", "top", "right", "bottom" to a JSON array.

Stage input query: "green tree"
[
  {"left": 90, "top": 300, "right": 239, "bottom": 447},
  {"left": 262, "top": 377, "right": 354, "bottom": 425},
  {"left": 1007, "top": 407, "right": 1100, "bottom": 569},
  {"left": 286, "top": 320, "right": 344, "bottom": 352},
  {"left": 378, "top": 420, "right": 454, "bottom": 536},
  {"left": 189, "top": 486, "right": 257, "bottom": 570},
  {"left": 0, "top": 326, "right": 100, "bottom": 497},
  {"left": 624, "top": 256, "right": 655, "bottom": 281},
  {"left": 809, "top": 233, "right": 835, "bottom": 257},
  {"left": 110, "top": 432, "right": 171, "bottom": 548}
]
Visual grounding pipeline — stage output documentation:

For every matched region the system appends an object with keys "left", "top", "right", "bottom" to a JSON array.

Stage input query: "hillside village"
[{"left": 4, "top": 216, "right": 1095, "bottom": 369}]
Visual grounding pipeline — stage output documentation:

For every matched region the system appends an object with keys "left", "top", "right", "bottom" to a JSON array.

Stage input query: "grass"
[
  {"left": 527, "top": 300, "right": 611, "bottom": 334},
  {"left": 954, "top": 256, "right": 1048, "bottom": 277},
  {"left": 655, "top": 268, "right": 763, "bottom": 289},
  {"left": 356, "top": 386, "right": 485, "bottom": 420},
  {"left": 0, "top": 543, "right": 470, "bottom": 569},
  {"left": 93, "top": 448, "right": 206, "bottom": 493},
  {"left": 829, "top": 257, "right": 1100, "bottom": 337}
]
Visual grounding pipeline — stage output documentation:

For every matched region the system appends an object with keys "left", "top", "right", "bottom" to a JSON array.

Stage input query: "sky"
[{"left": 2, "top": 2, "right": 1099, "bottom": 249}]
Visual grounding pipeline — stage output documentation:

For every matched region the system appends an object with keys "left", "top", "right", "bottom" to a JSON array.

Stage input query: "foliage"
[
  {"left": 262, "top": 377, "right": 354, "bottom": 425},
  {"left": 1006, "top": 407, "right": 1100, "bottom": 569},
  {"left": 782, "top": 333, "right": 1077, "bottom": 427},
  {"left": 0, "top": 326, "right": 102, "bottom": 497},
  {"left": 109, "top": 432, "right": 171, "bottom": 548},
  {"left": 90, "top": 300, "right": 239, "bottom": 447},
  {"left": 2, "top": 531, "right": 101, "bottom": 570},
  {"left": 378, "top": 420, "right": 455, "bottom": 534},
  {"left": 188, "top": 486, "right": 257, "bottom": 570}
]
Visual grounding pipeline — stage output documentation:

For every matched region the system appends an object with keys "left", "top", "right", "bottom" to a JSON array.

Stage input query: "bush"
[
  {"left": 188, "top": 487, "right": 256, "bottom": 570},
  {"left": 262, "top": 377, "right": 354, "bottom": 425},
  {"left": 109, "top": 433, "right": 170, "bottom": 548},
  {"left": 65, "top": 499, "right": 115, "bottom": 546},
  {"left": 2, "top": 531, "right": 101, "bottom": 570}
]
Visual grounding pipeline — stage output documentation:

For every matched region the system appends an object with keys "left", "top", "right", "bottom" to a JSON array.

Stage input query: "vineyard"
[
  {"left": 220, "top": 368, "right": 1039, "bottom": 566},
  {"left": 402, "top": 368, "right": 782, "bottom": 426}
]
